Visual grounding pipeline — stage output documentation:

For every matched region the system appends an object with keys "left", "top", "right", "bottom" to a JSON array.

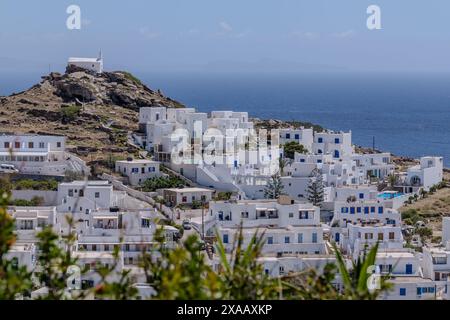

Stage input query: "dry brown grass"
[{"left": 400, "top": 172, "right": 450, "bottom": 237}]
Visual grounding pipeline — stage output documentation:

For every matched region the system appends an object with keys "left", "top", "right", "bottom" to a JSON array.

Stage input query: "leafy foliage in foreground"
[{"left": 0, "top": 187, "right": 391, "bottom": 300}]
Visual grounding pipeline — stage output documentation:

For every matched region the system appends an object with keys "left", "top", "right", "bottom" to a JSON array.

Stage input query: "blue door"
[
  {"left": 406, "top": 264, "right": 413, "bottom": 274},
  {"left": 335, "top": 233, "right": 340, "bottom": 242}
]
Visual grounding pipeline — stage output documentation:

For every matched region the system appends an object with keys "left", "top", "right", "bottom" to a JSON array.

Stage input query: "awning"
[
  {"left": 0, "top": 151, "right": 48, "bottom": 156},
  {"left": 92, "top": 215, "right": 118, "bottom": 219}
]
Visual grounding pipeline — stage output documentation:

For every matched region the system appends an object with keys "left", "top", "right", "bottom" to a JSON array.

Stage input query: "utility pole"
[
  {"left": 372, "top": 136, "right": 375, "bottom": 152},
  {"left": 201, "top": 200, "right": 205, "bottom": 240}
]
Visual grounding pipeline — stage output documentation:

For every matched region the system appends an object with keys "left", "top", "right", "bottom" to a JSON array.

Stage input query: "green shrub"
[
  {"left": 60, "top": 105, "right": 81, "bottom": 123},
  {"left": 12, "top": 179, "right": 58, "bottom": 191},
  {"left": 141, "top": 176, "right": 185, "bottom": 192},
  {"left": 10, "top": 196, "right": 44, "bottom": 207}
]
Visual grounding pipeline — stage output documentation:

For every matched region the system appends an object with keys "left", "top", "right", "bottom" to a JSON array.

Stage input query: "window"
[
  {"left": 400, "top": 288, "right": 406, "bottom": 296},
  {"left": 95, "top": 192, "right": 100, "bottom": 198},
  {"left": 318, "top": 137, "right": 323, "bottom": 143},
  {"left": 241, "top": 212, "right": 249, "bottom": 218},
  {"left": 365, "top": 233, "right": 373, "bottom": 240},
  {"left": 79, "top": 189, "right": 84, "bottom": 197},
  {"left": 405, "top": 264, "right": 413, "bottom": 275},
  {"left": 285, "top": 133, "right": 290, "bottom": 139},
  {"left": 92, "top": 245, "right": 97, "bottom": 251},
  {"left": 335, "top": 138, "right": 340, "bottom": 144},
  {"left": 104, "top": 244, "right": 109, "bottom": 251},
  {"left": 370, "top": 207, "right": 375, "bottom": 213},
  {"left": 295, "top": 134, "right": 300, "bottom": 140},
  {"left": 267, "top": 236, "right": 273, "bottom": 245},
  {"left": 141, "top": 219, "right": 150, "bottom": 228},
  {"left": 298, "top": 233, "right": 303, "bottom": 243},
  {"left": 223, "top": 234, "right": 229, "bottom": 244},
  {"left": 39, "top": 142, "right": 45, "bottom": 148},
  {"left": 4, "top": 142, "right": 10, "bottom": 148},
  {"left": 350, "top": 207, "right": 355, "bottom": 214},
  {"left": 182, "top": 196, "right": 187, "bottom": 203},
  {"left": 299, "top": 211, "right": 309, "bottom": 219},
  {"left": 68, "top": 189, "right": 74, "bottom": 197},
  {"left": 378, "top": 233, "right": 384, "bottom": 241},
  {"left": 389, "top": 232, "right": 395, "bottom": 240},
  {"left": 334, "top": 150, "right": 340, "bottom": 158},
  {"left": 364, "top": 207, "right": 369, "bottom": 214},
  {"left": 125, "top": 244, "right": 130, "bottom": 251},
  {"left": 14, "top": 142, "right": 20, "bottom": 149},
  {"left": 289, "top": 212, "right": 294, "bottom": 218},
  {"left": 28, "top": 142, "right": 34, "bottom": 149},
  {"left": 57, "top": 142, "right": 62, "bottom": 148},
  {"left": 318, "top": 149, "right": 323, "bottom": 154},
  {"left": 284, "top": 236, "right": 290, "bottom": 244},
  {"left": 300, "top": 159, "right": 305, "bottom": 163},
  {"left": 378, "top": 207, "right": 384, "bottom": 214},
  {"left": 312, "top": 233, "right": 318, "bottom": 243},
  {"left": 359, "top": 193, "right": 364, "bottom": 199},
  {"left": 356, "top": 207, "right": 362, "bottom": 213},
  {"left": 341, "top": 207, "right": 349, "bottom": 214}
]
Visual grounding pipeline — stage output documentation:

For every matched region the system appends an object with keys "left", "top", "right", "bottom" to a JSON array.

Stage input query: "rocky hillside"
[{"left": 0, "top": 66, "right": 184, "bottom": 171}]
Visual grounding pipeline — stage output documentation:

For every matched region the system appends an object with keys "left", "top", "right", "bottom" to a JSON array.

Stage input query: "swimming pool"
[{"left": 377, "top": 192, "right": 404, "bottom": 199}]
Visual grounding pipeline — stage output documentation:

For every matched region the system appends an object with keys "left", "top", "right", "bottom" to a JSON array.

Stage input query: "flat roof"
[
  {"left": 376, "top": 251, "right": 415, "bottom": 258},
  {"left": 164, "top": 187, "right": 213, "bottom": 193},
  {"left": 59, "top": 180, "right": 111, "bottom": 187},
  {"left": 68, "top": 57, "right": 101, "bottom": 63},
  {"left": 116, "top": 159, "right": 159, "bottom": 164}
]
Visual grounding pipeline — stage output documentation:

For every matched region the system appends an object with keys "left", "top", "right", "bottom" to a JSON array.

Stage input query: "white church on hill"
[{"left": 68, "top": 51, "right": 103, "bottom": 73}]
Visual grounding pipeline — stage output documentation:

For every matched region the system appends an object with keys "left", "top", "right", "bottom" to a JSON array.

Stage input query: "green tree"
[
  {"left": 0, "top": 189, "right": 33, "bottom": 299},
  {"left": 283, "top": 141, "right": 308, "bottom": 159},
  {"left": 306, "top": 169, "right": 324, "bottom": 206},
  {"left": 264, "top": 173, "right": 284, "bottom": 199}
]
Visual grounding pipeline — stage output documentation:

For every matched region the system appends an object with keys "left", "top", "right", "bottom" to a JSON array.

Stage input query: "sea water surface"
[
  {"left": 2, "top": 72, "right": 450, "bottom": 166},
  {"left": 137, "top": 72, "right": 450, "bottom": 167}
]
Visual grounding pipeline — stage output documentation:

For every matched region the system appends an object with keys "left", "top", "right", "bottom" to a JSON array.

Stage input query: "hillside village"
[{"left": 1, "top": 56, "right": 450, "bottom": 300}]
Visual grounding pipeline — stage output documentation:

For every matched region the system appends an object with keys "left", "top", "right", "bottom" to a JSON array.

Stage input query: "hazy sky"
[{"left": 1, "top": 0, "right": 449, "bottom": 74}]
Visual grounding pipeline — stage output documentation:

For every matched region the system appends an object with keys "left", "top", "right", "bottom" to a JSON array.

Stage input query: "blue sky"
[{"left": 1, "top": 0, "right": 450, "bottom": 74}]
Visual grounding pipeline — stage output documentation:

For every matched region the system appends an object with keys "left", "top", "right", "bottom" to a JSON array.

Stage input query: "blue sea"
[{"left": 2, "top": 72, "right": 450, "bottom": 166}]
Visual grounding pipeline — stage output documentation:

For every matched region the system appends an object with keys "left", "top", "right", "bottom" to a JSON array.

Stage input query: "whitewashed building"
[
  {"left": 403, "top": 156, "right": 444, "bottom": 191},
  {"left": 0, "top": 134, "right": 88, "bottom": 176},
  {"left": 68, "top": 52, "right": 103, "bottom": 73},
  {"left": 115, "top": 159, "right": 161, "bottom": 186}
]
